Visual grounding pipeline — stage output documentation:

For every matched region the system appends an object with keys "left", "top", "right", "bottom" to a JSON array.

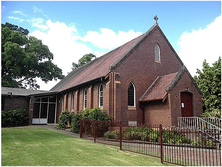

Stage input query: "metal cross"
[{"left": 154, "top": 15, "right": 158, "bottom": 24}]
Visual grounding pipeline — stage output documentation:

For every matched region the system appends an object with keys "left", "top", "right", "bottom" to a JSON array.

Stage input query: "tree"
[
  {"left": 72, "top": 53, "right": 96, "bottom": 70},
  {"left": 194, "top": 57, "right": 221, "bottom": 118},
  {"left": 1, "top": 22, "right": 64, "bottom": 89}
]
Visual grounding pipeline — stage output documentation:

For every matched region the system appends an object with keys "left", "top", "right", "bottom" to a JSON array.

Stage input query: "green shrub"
[
  {"left": 104, "top": 130, "right": 119, "bottom": 140},
  {"left": 122, "top": 126, "right": 193, "bottom": 144},
  {"left": 70, "top": 107, "right": 111, "bottom": 134},
  {"left": 56, "top": 110, "right": 74, "bottom": 129},
  {"left": 71, "top": 112, "right": 81, "bottom": 133},
  {"left": 2, "top": 109, "right": 29, "bottom": 127}
]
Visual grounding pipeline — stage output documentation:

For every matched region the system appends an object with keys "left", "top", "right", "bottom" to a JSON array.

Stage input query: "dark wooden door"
[{"left": 181, "top": 92, "right": 193, "bottom": 117}]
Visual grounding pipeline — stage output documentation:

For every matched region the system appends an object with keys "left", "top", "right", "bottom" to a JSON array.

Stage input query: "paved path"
[{"left": 34, "top": 125, "right": 80, "bottom": 138}]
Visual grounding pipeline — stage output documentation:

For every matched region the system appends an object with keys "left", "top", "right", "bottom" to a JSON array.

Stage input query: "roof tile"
[{"left": 140, "top": 72, "right": 177, "bottom": 102}]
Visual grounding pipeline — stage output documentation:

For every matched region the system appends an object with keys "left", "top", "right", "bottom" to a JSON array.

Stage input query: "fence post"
[
  {"left": 80, "top": 115, "right": 82, "bottom": 138},
  {"left": 159, "top": 124, "right": 163, "bottom": 164},
  {"left": 120, "top": 121, "right": 122, "bottom": 150},
  {"left": 94, "top": 120, "right": 97, "bottom": 143}
]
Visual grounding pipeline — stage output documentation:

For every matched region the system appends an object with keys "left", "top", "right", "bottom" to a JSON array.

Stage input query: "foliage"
[
  {"left": 70, "top": 112, "right": 81, "bottom": 133},
  {"left": 104, "top": 130, "right": 119, "bottom": 140},
  {"left": 1, "top": 22, "right": 64, "bottom": 89},
  {"left": 122, "top": 126, "right": 192, "bottom": 144},
  {"left": 71, "top": 53, "right": 96, "bottom": 70},
  {"left": 1, "top": 109, "right": 29, "bottom": 127},
  {"left": 56, "top": 110, "right": 74, "bottom": 129},
  {"left": 70, "top": 107, "right": 111, "bottom": 133},
  {"left": 194, "top": 57, "right": 221, "bottom": 118}
]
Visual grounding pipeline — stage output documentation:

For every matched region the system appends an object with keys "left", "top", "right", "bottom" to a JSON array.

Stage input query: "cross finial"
[{"left": 154, "top": 15, "right": 158, "bottom": 24}]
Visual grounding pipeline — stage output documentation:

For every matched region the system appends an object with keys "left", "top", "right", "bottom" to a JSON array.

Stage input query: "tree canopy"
[
  {"left": 72, "top": 53, "right": 96, "bottom": 70},
  {"left": 194, "top": 57, "right": 221, "bottom": 118},
  {"left": 1, "top": 22, "right": 64, "bottom": 89}
]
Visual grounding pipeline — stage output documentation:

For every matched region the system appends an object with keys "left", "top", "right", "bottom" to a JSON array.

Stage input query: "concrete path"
[{"left": 34, "top": 125, "right": 80, "bottom": 138}]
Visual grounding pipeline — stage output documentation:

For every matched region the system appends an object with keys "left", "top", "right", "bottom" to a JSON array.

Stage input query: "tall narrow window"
[
  {"left": 128, "top": 82, "right": 136, "bottom": 107},
  {"left": 71, "top": 92, "right": 74, "bottom": 111},
  {"left": 155, "top": 43, "right": 161, "bottom": 62},
  {"left": 83, "top": 89, "right": 87, "bottom": 109},
  {"left": 99, "top": 84, "right": 103, "bottom": 107},
  {"left": 61, "top": 97, "right": 64, "bottom": 111}
]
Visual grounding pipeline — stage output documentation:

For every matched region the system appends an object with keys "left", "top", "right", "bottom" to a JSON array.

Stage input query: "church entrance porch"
[{"left": 32, "top": 96, "right": 57, "bottom": 124}]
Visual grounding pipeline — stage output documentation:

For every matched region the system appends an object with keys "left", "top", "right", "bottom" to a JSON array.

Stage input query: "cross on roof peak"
[{"left": 154, "top": 15, "right": 158, "bottom": 24}]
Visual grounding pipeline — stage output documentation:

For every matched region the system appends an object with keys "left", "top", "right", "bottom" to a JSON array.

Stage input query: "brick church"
[{"left": 3, "top": 17, "right": 203, "bottom": 127}]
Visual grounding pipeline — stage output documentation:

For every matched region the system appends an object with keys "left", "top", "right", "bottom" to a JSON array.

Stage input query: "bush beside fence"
[{"left": 80, "top": 119, "right": 221, "bottom": 166}]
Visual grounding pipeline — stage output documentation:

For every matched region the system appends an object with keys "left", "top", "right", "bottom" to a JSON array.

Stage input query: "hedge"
[{"left": 2, "top": 109, "right": 29, "bottom": 127}]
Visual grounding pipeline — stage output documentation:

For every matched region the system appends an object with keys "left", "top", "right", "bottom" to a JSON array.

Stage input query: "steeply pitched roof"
[
  {"left": 139, "top": 65, "right": 202, "bottom": 102},
  {"left": 51, "top": 24, "right": 159, "bottom": 92},
  {"left": 1, "top": 87, "right": 49, "bottom": 96},
  {"left": 139, "top": 72, "right": 178, "bottom": 102}
]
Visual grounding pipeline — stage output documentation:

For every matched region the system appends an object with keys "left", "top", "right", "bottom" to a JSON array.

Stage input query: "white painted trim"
[
  {"left": 83, "top": 89, "right": 87, "bottom": 109},
  {"left": 98, "top": 84, "right": 103, "bottom": 107},
  {"left": 54, "top": 96, "right": 57, "bottom": 124}
]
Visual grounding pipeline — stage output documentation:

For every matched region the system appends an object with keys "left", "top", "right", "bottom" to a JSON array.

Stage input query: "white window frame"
[
  {"left": 99, "top": 84, "right": 103, "bottom": 107},
  {"left": 71, "top": 92, "right": 74, "bottom": 111},
  {"left": 128, "top": 82, "right": 136, "bottom": 107},
  {"left": 155, "top": 43, "right": 161, "bottom": 62},
  {"left": 83, "top": 89, "right": 87, "bottom": 109}
]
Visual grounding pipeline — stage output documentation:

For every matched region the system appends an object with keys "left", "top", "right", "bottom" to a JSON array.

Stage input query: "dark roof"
[
  {"left": 139, "top": 72, "right": 178, "bottom": 102},
  {"left": 51, "top": 24, "right": 159, "bottom": 92},
  {"left": 1, "top": 87, "right": 51, "bottom": 96}
]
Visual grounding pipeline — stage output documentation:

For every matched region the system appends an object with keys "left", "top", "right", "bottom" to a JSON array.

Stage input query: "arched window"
[
  {"left": 71, "top": 92, "right": 74, "bottom": 111},
  {"left": 83, "top": 89, "right": 87, "bottom": 109},
  {"left": 155, "top": 43, "right": 161, "bottom": 62},
  {"left": 99, "top": 84, "right": 103, "bottom": 107},
  {"left": 128, "top": 82, "right": 136, "bottom": 107}
]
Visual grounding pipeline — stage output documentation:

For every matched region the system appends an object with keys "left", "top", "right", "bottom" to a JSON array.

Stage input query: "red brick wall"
[
  {"left": 3, "top": 96, "right": 27, "bottom": 111},
  {"left": 143, "top": 94, "right": 171, "bottom": 127},
  {"left": 54, "top": 27, "right": 202, "bottom": 126},
  {"left": 113, "top": 27, "right": 183, "bottom": 125},
  {"left": 169, "top": 71, "right": 203, "bottom": 126}
]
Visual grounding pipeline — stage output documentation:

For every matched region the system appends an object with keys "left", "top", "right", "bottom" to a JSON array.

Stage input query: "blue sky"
[{"left": 1, "top": 1, "right": 221, "bottom": 90}]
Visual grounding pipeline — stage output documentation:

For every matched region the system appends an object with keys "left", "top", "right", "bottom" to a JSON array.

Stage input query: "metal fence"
[{"left": 80, "top": 119, "right": 221, "bottom": 166}]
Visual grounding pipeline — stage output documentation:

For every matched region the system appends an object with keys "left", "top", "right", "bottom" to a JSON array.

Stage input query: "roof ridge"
[
  {"left": 139, "top": 76, "right": 160, "bottom": 101},
  {"left": 110, "top": 23, "right": 159, "bottom": 70},
  {"left": 166, "top": 66, "right": 202, "bottom": 94}
]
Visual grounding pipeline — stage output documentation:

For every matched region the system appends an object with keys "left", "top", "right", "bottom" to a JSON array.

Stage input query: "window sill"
[
  {"left": 128, "top": 107, "right": 136, "bottom": 111},
  {"left": 155, "top": 61, "right": 161, "bottom": 63},
  {"left": 99, "top": 106, "right": 104, "bottom": 110}
]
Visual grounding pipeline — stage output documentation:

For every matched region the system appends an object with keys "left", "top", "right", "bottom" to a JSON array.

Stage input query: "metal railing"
[
  {"left": 80, "top": 119, "right": 221, "bottom": 166},
  {"left": 202, "top": 117, "right": 221, "bottom": 128}
]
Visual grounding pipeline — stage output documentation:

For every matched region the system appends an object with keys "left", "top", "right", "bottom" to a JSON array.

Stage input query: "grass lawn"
[{"left": 1, "top": 126, "right": 172, "bottom": 166}]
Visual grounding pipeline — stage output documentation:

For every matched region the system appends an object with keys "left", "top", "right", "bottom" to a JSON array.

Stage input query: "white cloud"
[
  {"left": 81, "top": 28, "right": 142, "bottom": 50},
  {"left": 28, "top": 18, "right": 48, "bottom": 30},
  {"left": 13, "top": 10, "right": 28, "bottom": 17},
  {"left": 33, "top": 6, "right": 43, "bottom": 13},
  {"left": 8, "top": 16, "right": 24, "bottom": 22},
  {"left": 30, "top": 20, "right": 143, "bottom": 90},
  {"left": 177, "top": 15, "right": 222, "bottom": 76},
  {"left": 30, "top": 20, "right": 94, "bottom": 90}
]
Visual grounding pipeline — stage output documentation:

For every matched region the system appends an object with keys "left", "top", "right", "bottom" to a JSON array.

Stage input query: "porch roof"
[
  {"left": 139, "top": 72, "right": 178, "bottom": 102},
  {"left": 1, "top": 87, "right": 49, "bottom": 97}
]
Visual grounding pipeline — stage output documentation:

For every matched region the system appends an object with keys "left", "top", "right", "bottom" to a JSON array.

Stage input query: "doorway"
[
  {"left": 32, "top": 96, "right": 57, "bottom": 124},
  {"left": 180, "top": 92, "right": 193, "bottom": 117}
]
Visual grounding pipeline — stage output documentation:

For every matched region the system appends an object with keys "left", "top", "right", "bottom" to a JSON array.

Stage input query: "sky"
[{"left": 1, "top": 1, "right": 221, "bottom": 90}]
